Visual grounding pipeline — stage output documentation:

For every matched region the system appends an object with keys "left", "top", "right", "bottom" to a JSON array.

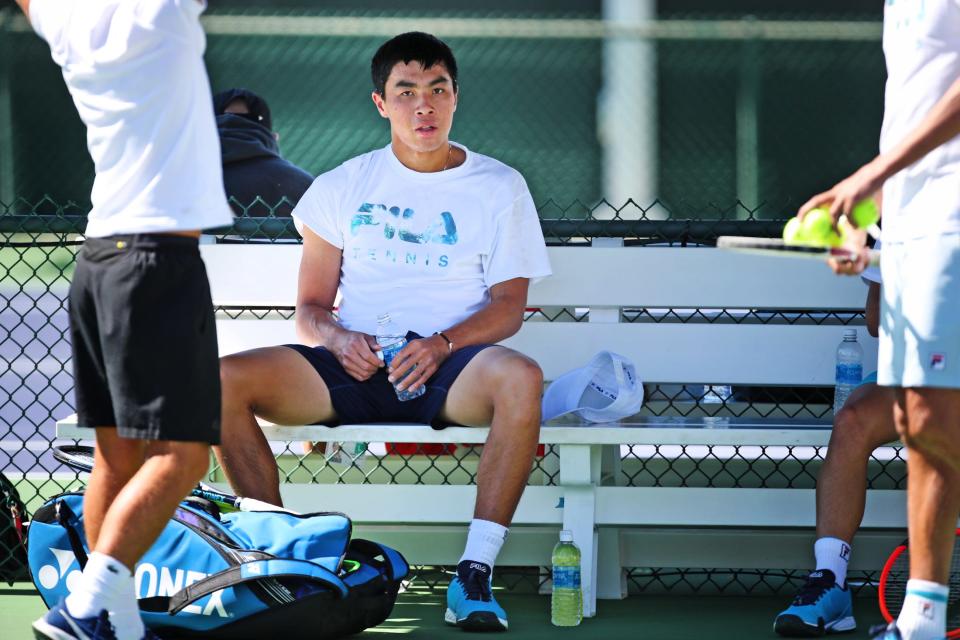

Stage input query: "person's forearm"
[
  {"left": 295, "top": 303, "right": 347, "bottom": 348},
  {"left": 439, "top": 298, "right": 524, "bottom": 351},
  {"left": 872, "top": 75, "right": 960, "bottom": 182}
]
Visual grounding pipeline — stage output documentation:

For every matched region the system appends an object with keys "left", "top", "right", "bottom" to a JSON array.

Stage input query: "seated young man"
[
  {"left": 775, "top": 245, "right": 898, "bottom": 637},
  {"left": 216, "top": 32, "right": 551, "bottom": 633}
]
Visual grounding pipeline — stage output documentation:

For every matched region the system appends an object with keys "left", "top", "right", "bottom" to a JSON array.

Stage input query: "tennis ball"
[
  {"left": 801, "top": 207, "right": 842, "bottom": 247},
  {"left": 782, "top": 217, "right": 805, "bottom": 245},
  {"left": 851, "top": 198, "right": 879, "bottom": 229}
]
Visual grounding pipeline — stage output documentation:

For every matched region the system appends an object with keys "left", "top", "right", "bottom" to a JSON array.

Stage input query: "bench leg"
[
  {"left": 597, "top": 445, "right": 627, "bottom": 600},
  {"left": 562, "top": 485, "right": 597, "bottom": 618},
  {"left": 559, "top": 444, "right": 600, "bottom": 618}
]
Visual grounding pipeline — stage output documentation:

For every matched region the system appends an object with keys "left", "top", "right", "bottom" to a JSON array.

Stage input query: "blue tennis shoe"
[
  {"left": 445, "top": 560, "right": 508, "bottom": 632},
  {"left": 33, "top": 599, "right": 159, "bottom": 640},
  {"left": 868, "top": 623, "right": 903, "bottom": 639},
  {"left": 774, "top": 570, "right": 856, "bottom": 636},
  {"left": 33, "top": 600, "right": 117, "bottom": 640}
]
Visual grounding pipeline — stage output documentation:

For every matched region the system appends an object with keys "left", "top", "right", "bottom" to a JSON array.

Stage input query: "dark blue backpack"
[{"left": 27, "top": 492, "right": 408, "bottom": 638}]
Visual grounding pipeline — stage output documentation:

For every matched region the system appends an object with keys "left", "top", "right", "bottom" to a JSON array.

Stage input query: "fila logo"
[
  {"left": 930, "top": 353, "right": 946, "bottom": 371},
  {"left": 840, "top": 544, "right": 851, "bottom": 561},
  {"left": 920, "top": 601, "right": 935, "bottom": 620}
]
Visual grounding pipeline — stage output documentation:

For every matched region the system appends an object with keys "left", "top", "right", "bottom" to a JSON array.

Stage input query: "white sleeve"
[
  {"left": 291, "top": 166, "right": 348, "bottom": 248},
  {"left": 482, "top": 173, "right": 552, "bottom": 287}
]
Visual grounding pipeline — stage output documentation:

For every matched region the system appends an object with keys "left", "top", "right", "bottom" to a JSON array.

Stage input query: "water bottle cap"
[
  {"left": 559, "top": 530, "right": 573, "bottom": 543},
  {"left": 843, "top": 329, "right": 857, "bottom": 341}
]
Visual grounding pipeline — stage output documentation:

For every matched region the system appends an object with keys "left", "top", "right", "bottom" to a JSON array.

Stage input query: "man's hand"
[
  {"left": 330, "top": 330, "right": 382, "bottom": 381},
  {"left": 798, "top": 160, "right": 885, "bottom": 227},
  {"left": 387, "top": 335, "right": 450, "bottom": 393}
]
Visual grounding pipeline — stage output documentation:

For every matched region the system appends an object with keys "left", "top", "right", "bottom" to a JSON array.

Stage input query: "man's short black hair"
[{"left": 371, "top": 32, "right": 458, "bottom": 96}]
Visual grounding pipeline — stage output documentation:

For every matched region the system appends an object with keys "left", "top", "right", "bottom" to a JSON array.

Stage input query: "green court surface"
[{"left": 1, "top": 582, "right": 887, "bottom": 639}]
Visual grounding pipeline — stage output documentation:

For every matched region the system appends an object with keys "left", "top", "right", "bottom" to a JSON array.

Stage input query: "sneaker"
[
  {"left": 444, "top": 560, "right": 508, "bottom": 632},
  {"left": 32, "top": 599, "right": 117, "bottom": 640},
  {"left": 773, "top": 570, "right": 856, "bottom": 636},
  {"left": 868, "top": 623, "right": 902, "bottom": 639}
]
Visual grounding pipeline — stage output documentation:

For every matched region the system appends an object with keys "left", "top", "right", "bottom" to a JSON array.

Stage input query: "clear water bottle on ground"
[
  {"left": 833, "top": 329, "right": 863, "bottom": 414},
  {"left": 551, "top": 530, "right": 582, "bottom": 627},
  {"left": 375, "top": 313, "right": 426, "bottom": 402}
]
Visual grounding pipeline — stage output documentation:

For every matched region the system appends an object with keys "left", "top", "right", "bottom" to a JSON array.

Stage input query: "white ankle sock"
[
  {"left": 896, "top": 579, "right": 948, "bottom": 640},
  {"left": 813, "top": 537, "right": 851, "bottom": 586},
  {"left": 65, "top": 552, "right": 144, "bottom": 640},
  {"left": 459, "top": 519, "right": 508, "bottom": 569}
]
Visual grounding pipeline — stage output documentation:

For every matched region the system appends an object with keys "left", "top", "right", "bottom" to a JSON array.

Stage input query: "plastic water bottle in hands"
[{"left": 375, "top": 313, "right": 426, "bottom": 402}]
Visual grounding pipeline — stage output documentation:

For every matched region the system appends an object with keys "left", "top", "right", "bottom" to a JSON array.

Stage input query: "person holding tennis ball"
[{"left": 784, "top": 2, "right": 960, "bottom": 638}]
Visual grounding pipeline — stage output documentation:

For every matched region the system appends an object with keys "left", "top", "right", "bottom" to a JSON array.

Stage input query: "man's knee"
[
  {"left": 491, "top": 352, "right": 543, "bottom": 398},
  {"left": 150, "top": 441, "right": 210, "bottom": 485},
  {"left": 220, "top": 354, "right": 255, "bottom": 406}
]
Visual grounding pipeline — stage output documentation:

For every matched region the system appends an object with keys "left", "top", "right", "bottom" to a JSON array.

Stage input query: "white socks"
[
  {"left": 459, "top": 519, "right": 508, "bottom": 569},
  {"left": 813, "top": 537, "right": 851, "bottom": 586},
  {"left": 896, "top": 579, "right": 948, "bottom": 640},
  {"left": 65, "top": 552, "right": 144, "bottom": 640}
]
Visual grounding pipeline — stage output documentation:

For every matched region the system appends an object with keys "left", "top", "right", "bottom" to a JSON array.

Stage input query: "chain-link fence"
[
  {"left": 1, "top": 200, "right": 900, "bottom": 593},
  {"left": 1, "top": 5, "right": 885, "bottom": 216}
]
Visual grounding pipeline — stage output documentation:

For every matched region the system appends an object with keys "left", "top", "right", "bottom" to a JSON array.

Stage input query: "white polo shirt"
[
  {"left": 29, "top": 0, "right": 233, "bottom": 237},
  {"left": 880, "top": 0, "right": 960, "bottom": 243}
]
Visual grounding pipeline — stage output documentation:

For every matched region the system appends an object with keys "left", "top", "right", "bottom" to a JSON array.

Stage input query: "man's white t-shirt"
[
  {"left": 29, "top": 0, "right": 233, "bottom": 237},
  {"left": 880, "top": 0, "right": 960, "bottom": 242},
  {"left": 292, "top": 144, "right": 552, "bottom": 337}
]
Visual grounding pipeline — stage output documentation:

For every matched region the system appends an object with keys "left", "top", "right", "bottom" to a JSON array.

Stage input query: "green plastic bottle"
[{"left": 551, "top": 530, "right": 582, "bottom": 626}]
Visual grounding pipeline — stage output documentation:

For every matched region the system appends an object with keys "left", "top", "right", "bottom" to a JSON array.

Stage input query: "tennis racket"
[
  {"left": 878, "top": 530, "right": 960, "bottom": 637},
  {"left": 52, "top": 445, "right": 294, "bottom": 514},
  {"left": 716, "top": 236, "right": 880, "bottom": 267}
]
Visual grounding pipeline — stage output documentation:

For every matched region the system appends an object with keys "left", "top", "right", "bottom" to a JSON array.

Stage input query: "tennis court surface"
[{"left": 1, "top": 581, "right": 887, "bottom": 639}]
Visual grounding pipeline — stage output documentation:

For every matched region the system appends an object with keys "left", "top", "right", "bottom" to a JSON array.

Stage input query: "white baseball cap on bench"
[{"left": 541, "top": 350, "right": 645, "bottom": 423}]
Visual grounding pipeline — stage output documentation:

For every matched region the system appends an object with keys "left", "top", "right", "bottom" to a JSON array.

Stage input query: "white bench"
[{"left": 58, "top": 241, "right": 904, "bottom": 617}]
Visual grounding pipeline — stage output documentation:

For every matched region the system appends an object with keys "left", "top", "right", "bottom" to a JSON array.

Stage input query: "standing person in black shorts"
[
  {"left": 216, "top": 32, "right": 551, "bottom": 633},
  {"left": 17, "top": 1, "right": 234, "bottom": 639}
]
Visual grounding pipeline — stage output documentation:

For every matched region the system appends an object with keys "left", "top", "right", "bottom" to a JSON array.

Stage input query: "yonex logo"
[
  {"left": 37, "top": 549, "right": 229, "bottom": 618},
  {"left": 135, "top": 564, "right": 230, "bottom": 617},
  {"left": 37, "top": 548, "right": 82, "bottom": 593}
]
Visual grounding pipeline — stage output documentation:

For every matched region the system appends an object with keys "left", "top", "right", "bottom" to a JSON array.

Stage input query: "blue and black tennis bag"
[{"left": 27, "top": 492, "right": 408, "bottom": 638}]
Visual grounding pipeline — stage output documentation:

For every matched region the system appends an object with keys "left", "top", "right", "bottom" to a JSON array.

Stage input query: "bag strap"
[
  {"left": 55, "top": 500, "right": 88, "bottom": 570},
  {"left": 349, "top": 539, "right": 409, "bottom": 582},
  {"left": 168, "top": 558, "right": 347, "bottom": 615}
]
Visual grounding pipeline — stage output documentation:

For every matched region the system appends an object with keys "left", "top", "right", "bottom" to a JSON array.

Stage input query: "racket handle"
[{"left": 236, "top": 496, "right": 295, "bottom": 514}]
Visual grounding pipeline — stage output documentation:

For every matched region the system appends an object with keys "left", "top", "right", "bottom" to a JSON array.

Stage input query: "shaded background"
[{"left": 1, "top": 0, "right": 884, "bottom": 217}]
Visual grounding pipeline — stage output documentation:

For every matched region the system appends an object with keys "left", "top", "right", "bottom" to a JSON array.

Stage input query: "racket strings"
[{"left": 882, "top": 544, "right": 960, "bottom": 631}]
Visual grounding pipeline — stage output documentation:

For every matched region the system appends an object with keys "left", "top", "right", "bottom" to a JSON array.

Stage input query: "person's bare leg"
[
  {"left": 896, "top": 388, "right": 960, "bottom": 583},
  {"left": 440, "top": 346, "right": 543, "bottom": 526},
  {"left": 816, "top": 383, "right": 897, "bottom": 543},
  {"left": 215, "top": 346, "right": 336, "bottom": 506},
  {"left": 84, "top": 429, "right": 147, "bottom": 550},
  {"left": 93, "top": 439, "right": 211, "bottom": 568}
]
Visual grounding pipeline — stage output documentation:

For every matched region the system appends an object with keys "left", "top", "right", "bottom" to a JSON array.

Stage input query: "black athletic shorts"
[
  {"left": 285, "top": 335, "right": 493, "bottom": 428},
  {"left": 69, "top": 234, "right": 220, "bottom": 443}
]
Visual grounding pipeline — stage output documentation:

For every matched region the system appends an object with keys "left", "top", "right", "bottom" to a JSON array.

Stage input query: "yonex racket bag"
[{"left": 27, "top": 492, "right": 408, "bottom": 638}]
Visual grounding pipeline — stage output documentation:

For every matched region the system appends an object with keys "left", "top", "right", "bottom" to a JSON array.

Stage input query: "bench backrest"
[{"left": 202, "top": 244, "right": 878, "bottom": 386}]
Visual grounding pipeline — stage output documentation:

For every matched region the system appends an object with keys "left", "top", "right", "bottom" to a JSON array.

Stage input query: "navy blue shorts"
[{"left": 284, "top": 334, "right": 493, "bottom": 428}]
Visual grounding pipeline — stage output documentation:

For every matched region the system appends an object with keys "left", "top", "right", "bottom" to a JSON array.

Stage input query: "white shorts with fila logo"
[{"left": 878, "top": 233, "right": 960, "bottom": 389}]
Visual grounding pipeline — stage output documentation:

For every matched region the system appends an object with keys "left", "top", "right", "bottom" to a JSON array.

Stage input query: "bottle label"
[
  {"left": 553, "top": 566, "right": 580, "bottom": 589},
  {"left": 835, "top": 363, "right": 862, "bottom": 386},
  {"left": 380, "top": 339, "right": 405, "bottom": 367}
]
